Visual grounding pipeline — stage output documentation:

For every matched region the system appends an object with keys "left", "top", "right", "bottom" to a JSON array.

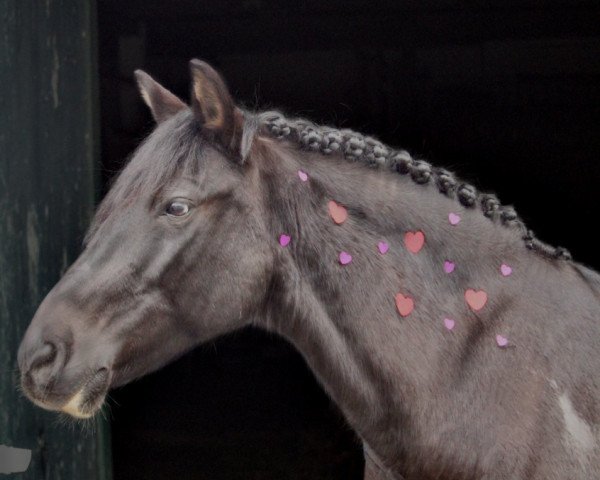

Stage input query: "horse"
[{"left": 18, "top": 59, "right": 600, "bottom": 480}]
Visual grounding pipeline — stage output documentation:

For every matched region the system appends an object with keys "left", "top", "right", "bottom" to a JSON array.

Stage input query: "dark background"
[{"left": 97, "top": 1, "right": 600, "bottom": 479}]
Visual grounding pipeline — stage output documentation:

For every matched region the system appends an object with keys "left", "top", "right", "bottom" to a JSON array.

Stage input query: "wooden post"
[{"left": 0, "top": 1, "right": 111, "bottom": 478}]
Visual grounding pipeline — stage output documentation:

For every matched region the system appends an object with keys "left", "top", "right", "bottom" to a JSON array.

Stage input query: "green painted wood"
[{"left": 0, "top": 1, "right": 111, "bottom": 479}]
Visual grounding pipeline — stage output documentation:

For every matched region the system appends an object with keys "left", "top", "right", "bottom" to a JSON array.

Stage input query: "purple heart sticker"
[
  {"left": 339, "top": 251, "right": 352, "bottom": 265},
  {"left": 448, "top": 212, "right": 461, "bottom": 225},
  {"left": 444, "top": 261, "right": 455, "bottom": 273},
  {"left": 279, "top": 234, "right": 291, "bottom": 247},
  {"left": 444, "top": 318, "right": 455, "bottom": 331},
  {"left": 500, "top": 264, "right": 512, "bottom": 277},
  {"left": 378, "top": 241, "right": 389, "bottom": 254}
]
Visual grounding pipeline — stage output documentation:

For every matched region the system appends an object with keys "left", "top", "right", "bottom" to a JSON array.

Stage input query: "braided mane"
[{"left": 256, "top": 111, "right": 571, "bottom": 261}]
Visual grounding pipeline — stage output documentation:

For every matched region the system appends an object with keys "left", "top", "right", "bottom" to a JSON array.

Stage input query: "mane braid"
[{"left": 257, "top": 111, "right": 571, "bottom": 262}]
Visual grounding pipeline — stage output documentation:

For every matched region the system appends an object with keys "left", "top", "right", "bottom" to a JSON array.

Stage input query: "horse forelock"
[{"left": 85, "top": 110, "right": 201, "bottom": 244}]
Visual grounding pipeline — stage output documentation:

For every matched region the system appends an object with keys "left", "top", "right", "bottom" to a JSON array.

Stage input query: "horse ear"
[
  {"left": 189, "top": 59, "right": 243, "bottom": 157},
  {"left": 134, "top": 70, "right": 186, "bottom": 124}
]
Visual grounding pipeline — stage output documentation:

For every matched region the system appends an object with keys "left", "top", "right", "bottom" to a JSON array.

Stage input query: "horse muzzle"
[{"left": 18, "top": 323, "right": 111, "bottom": 419}]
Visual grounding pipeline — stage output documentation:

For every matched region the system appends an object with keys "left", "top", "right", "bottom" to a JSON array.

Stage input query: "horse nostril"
[
  {"left": 21, "top": 339, "right": 71, "bottom": 396},
  {"left": 29, "top": 342, "right": 57, "bottom": 371}
]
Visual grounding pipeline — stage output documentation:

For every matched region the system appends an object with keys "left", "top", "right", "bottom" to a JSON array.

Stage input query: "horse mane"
[
  {"left": 246, "top": 110, "right": 572, "bottom": 262},
  {"left": 92, "top": 108, "right": 571, "bottom": 262}
]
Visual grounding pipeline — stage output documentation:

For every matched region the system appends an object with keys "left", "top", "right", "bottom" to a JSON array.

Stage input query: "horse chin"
[
  {"left": 22, "top": 367, "right": 110, "bottom": 419},
  {"left": 59, "top": 368, "right": 110, "bottom": 419},
  {"left": 60, "top": 391, "right": 101, "bottom": 418}
]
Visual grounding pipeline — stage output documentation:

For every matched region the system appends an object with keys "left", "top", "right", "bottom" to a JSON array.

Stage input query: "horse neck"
[{"left": 255, "top": 139, "right": 527, "bottom": 450}]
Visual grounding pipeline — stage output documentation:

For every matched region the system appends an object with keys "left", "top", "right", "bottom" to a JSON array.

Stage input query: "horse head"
[{"left": 18, "top": 61, "right": 272, "bottom": 418}]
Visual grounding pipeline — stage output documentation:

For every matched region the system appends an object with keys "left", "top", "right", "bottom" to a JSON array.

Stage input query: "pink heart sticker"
[
  {"left": 500, "top": 264, "right": 512, "bottom": 277},
  {"left": 298, "top": 170, "right": 308, "bottom": 182},
  {"left": 328, "top": 200, "right": 348, "bottom": 225},
  {"left": 444, "top": 318, "right": 455, "bottom": 330},
  {"left": 395, "top": 293, "right": 414, "bottom": 317},
  {"left": 465, "top": 289, "right": 488, "bottom": 311},
  {"left": 444, "top": 261, "right": 455, "bottom": 273},
  {"left": 378, "top": 241, "right": 389, "bottom": 254},
  {"left": 449, "top": 213, "right": 461, "bottom": 225},
  {"left": 339, "top": 251, "right": 352, "bottom": 265},
  {"left": 404, "top": 231, "right": 425, "bottom": 254},
  {"left": 496, "top": 335, "right": 508, "bottom": 347},
  {"left": 279, "top": 234, "right": 291, "bottom": 247}
]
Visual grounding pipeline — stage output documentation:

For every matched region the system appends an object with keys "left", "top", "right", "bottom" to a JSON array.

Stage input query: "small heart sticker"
[
  {"left": 378, "top": 241, "right": 389, "bottom": 254},
  {"left": 444, "top": 261, "right": 455, "bottom": 273},
  {"left": 465, "top": 289, "right": 488, "bottom": 311},
  {"left": 444, "top": 318, "right": 455, "bottom": 330},
  {"left": 279, "top": 234, "right": 291, "bottom": 247},
  {"left": 496, "top": 335, "right": 508, "bottom": 347},
  {"left": 339, "top": 251, "right": 352, "bottom": 265},
  {"left": 404, "top": 231, "right": 425, "bottom": 254},
  {"left": 449, "top": 213, "right": 461, "bottom": 225},
  {"left": 444, "top": 318, "right": 456, "bottom": 330},
  {"left": 298, "top": 170, "right": 308, "bottom": 182},
  {"left": 328, "top": 200, "right": 348, "bottom": 225},
  {"left": 500, "top": 264, "right": 512, "bottom": 277},
  {"left": 395, "top": 293, "right": 414, "bottom": 317}
]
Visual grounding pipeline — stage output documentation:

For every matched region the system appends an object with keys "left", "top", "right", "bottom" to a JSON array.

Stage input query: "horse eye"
[{"left": 166, "top": 200, "right": 190, "bottom": 217}]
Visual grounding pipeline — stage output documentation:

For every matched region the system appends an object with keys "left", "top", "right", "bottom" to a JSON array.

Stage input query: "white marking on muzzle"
[{"left": 61, "top": 390, "right": 92, "bottom": 419}]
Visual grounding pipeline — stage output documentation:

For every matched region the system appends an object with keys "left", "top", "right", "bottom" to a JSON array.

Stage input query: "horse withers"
[{"left": 18, "top": 60, "right": 600, "bottom": 479}]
